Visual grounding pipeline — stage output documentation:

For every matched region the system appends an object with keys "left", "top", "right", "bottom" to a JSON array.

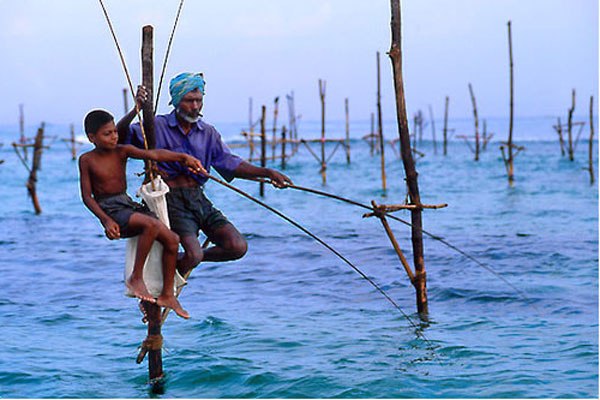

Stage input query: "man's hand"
[
  {"left": 135, "top": 85, "right": 148, "bottom": 109},
  {"left": 267, "top": 169, "right": 293, "bottom": 188},
  {"left": 103, "top": 219, "right": 120, "bottom": 240},
  {"left": 183, "top": 155, "right": 208, "bottom": 176}
]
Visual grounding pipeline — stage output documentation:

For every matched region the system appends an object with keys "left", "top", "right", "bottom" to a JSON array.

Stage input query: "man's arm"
[
  {"left": 123, "top": 145, "right": 207, "bottom": 176},
  {"left": 116, "top": 85, "right": 147, "bottom": 144},
  {"left": 78, "top": 155, "right": 120, "bottom": 239},
  {"left": 232, "top": 161, "right": 292, "bottom": 188}
]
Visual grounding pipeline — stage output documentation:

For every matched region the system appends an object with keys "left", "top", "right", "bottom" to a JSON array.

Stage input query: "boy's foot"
[
  {"left": 126, "top": 277, "right": 156, "bottom": 303},
  {"left": 157, "top": 294, "right": 190, "bottom": 319}
]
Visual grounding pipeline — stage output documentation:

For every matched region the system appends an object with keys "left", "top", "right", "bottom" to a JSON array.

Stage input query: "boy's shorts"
[
  {"left": 166, "top": 186, "right": 231, "bottom": 239},
  {"left": 95, "top": 193, "right": 157, "bottom": 238}
]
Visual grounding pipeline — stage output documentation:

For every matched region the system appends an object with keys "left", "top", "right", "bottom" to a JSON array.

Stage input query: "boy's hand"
[
  {"left": 135, "top": 85, "right": 148, "bottom": 109},
  {"left": 183, "top": 155, "right": 208, "bottom": 176},
  {"left": 103, "top": 219, "right": 120, "bottom": 240},
  {"left": 267, "top": 169, "right": 292, "bottom": 188}
]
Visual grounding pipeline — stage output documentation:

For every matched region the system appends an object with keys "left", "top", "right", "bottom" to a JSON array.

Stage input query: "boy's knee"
[{"left": 164, "top": 231, "right": 180, "bottom": 253}]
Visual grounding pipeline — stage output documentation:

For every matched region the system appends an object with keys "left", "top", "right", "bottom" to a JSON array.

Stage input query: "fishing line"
[
  {"left": 154, "top": 0, "right": 186, "bottom": 114},
  {"left": 202, "top": 173, "right": 437, "bottom": 350},
  {"left": 246, "top": 177, "right": 537, "bottom": 310}
]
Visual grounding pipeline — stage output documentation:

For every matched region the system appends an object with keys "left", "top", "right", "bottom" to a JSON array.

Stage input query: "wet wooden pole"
[
  {"left": 468, "top": 83, "right": 480, "bottom": 161},
  {"left": 271, "top": 97, "right": 279, "bottom": 158},
  {"left": 122, "top": 88, "right": 129, "bottom": 115},
  {"left": 69, "top": 124, "right": 77, "bottom": 160},
  {"left": 568, "top": 89, "right": 575, "bottom": 161},
  {"left": 260, "top": 105, "right": 266, "bottom": 196},
  {"left": 376, "top": 51, "right": 386, "bottom": 191},
  {"left": 443, "top": 96, "right": 449, "bottom": 156},
  {"left": 389, "top": 0, "right": 427, "bottom": 315},
  {"left": 556, "top": 117, "right": 566, "bottom": 156},
  {"left": 506, "top": 20, "right": 515, "bottom": 184},
  {"left": 19, "top": 104, "right": 27, "bottom": 161},
  {"left": 27, "top": 124, "right": 44, "bottom": 215},
  {"left": 589, "top": 96, "right": 595, "bottom": 184},
  {"left": 319, "top": 79, "right": 327, "bottom": 183},
  {"left": 345, "top": 98, "right": 350, "bottom": 163}
]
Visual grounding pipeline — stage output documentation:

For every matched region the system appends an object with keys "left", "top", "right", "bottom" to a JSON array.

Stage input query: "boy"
[{"left": 79, "top": 109, "right": 206, "bottom": 319}]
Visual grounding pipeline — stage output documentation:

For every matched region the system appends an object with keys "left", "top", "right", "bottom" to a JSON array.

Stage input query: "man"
[{"left": 117, "top": 72, "right": 292, "bottom": 276}]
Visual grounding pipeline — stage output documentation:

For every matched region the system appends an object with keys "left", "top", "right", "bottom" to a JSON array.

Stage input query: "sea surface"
[{"left": 0, "top": 117, "right": 598, "bottom": 398}]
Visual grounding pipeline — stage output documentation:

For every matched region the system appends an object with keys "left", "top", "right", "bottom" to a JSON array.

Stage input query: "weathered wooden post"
[
  {"left": 19, "top": 104, "right": 27, "bottom": 161},
  {"left": 319, "top": 79, "right": 327, "bottom": 183},
  {"left": 271, "top": 97, "right": 279, "bottom": 158},
  {"left": 555, "top": 117, "right": 566, "bottom": 156},
  {"left": 123, "top": 88, "right": 129, "bottom": 115},
  {"left": 468, "top": 83, "right": 480, "bottom": 161},
  {"left": 370, "top": 112, "right": 376, "bottom": 155},
  {"left": 260, "top": 105, "right": 266, "bottom": 196},
  {"left": 568, "top": 89, "right": 575, "bottom": 161},
  {"left": 388, "top": 0, "right": 428, "bottom": 315},
  {"left": 345, "top": 98, "right": 350, "bottom": 164},
  {"left": 428, "top": 105, "right": 437, "bottom": 155},
  {"left": 376, "top": 51, "right": 386, "bottom": 191},
  {"left": 505, "top": 20, "right": 515, "bottom": 183},
  {"left": 589, "top": 96, "right": 595, "bottom": 184},
  {"left": 28, "top": 124, "right": 44, "bottom": 215},
  {"left": 281, "top": 125, "right": 287, "bottom": 170},
  {"left": 443, "top": 96, "right": 449, "bottom": 156}
]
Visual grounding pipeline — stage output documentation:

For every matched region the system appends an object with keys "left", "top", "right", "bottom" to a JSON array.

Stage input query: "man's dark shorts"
[
  {"left": 166, "top": 186, "right": 231, "bottom": 239},
  {"left": 95, "top": 193, "right": 157, "bottom": 238}
]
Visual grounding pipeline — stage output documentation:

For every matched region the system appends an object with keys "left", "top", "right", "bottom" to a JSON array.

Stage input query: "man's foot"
[
  {"left": 126, "top": 277, "right": 156, "bottom": 303},
  {"left": 157, "top": 294, "right": 190, "bottom": 319}
]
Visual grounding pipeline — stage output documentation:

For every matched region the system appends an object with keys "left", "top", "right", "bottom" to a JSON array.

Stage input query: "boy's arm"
[
  {"left": 123, "top": 145, "right": 208, "bottom": 176},
  {"left": 116, "top": 85, "right": 147, "bottom": 144},
  {"left": 78, "top": 155, "right": 121, "bottom": 239}
]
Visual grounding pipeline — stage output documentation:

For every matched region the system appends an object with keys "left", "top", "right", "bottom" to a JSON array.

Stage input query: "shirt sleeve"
[{"left": 208, "top": 126, "right": 243, "bottom": 182}]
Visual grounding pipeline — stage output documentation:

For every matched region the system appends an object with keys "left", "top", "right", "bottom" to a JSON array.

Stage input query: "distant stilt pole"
[
  {"left": 319, "top": 79, "right": 327, "bottom": 184},
  {"left": 589, "top": 96, "right": 595, "bottom": 184},
  {"left": 70, "top": 124, "right": 77, "bottom": 160},
  {"left": 482, "top": 120, "right": 488, "bottom": 151},
  {"left": 568, "top": 89, "right": 575, "bottom": 161},
  {"left": 281, "top": 125, "right": 287, "bottom": 170},
  {"left": 260, "top": 105, "right": 266, "bottom": 196},
  {"left": 389, "top": 0, "right": 428, "bottom": 315},
  {"left": 506, "top": 20, "right": 515, "bottom": 183},
  {"left": 19, "top": 104, "right": 27, "bottom": 161},
  {"left": 443, "top": 96, "right": 449, "bottom": 156},
  {"left": 272, "top": 97, "right": 279, "bottom": 159},
  {"left": 376, "top": 51, "right": 386, "bottom": 191},
  {"left": 249, "top": 97, "right": 255, "bottom": 160},
  {"left": 122, "top": 88, "right": 129, "bottom": 115},
  {"left": 468, "top": 83, "right": 480, "bottom": 161},
  {"left": 27, "top": 123, "right": 45, "bottom": 215},
  {"left": 345, "top": 98, "right": 350, "bottom": 164},
  {"left": 370, "top": 112, "right": 375, "bottom": 155}
]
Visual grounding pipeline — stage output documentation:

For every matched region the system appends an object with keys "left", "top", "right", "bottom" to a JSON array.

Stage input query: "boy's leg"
[
  {"left": 153, "top": 225, "right": 189, "bottom": 319},
  {"left": 126, "top": 213, "right": 165, "bottom": 303}
]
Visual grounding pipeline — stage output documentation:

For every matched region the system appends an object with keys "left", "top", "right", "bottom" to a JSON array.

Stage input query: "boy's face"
[{"left": 89, "top": 121, "right": 118, "bottom": 150}]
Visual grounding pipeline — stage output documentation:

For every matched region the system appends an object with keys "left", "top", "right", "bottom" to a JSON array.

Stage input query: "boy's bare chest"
[{"left": 89, "top": 152, "right": 127, "bottom": 186}]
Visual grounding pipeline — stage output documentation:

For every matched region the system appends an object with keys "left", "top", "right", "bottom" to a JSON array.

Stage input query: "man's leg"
[
  {"left": 202, "top": 223, "right": 248, "bottom": 262},
  {"left": 177, "top": 234, "right": 204, "bottom": 277}
]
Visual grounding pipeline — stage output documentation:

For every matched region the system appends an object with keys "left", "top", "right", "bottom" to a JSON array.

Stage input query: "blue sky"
[{"left": 0, "top": 0, "right": 597, "bottom": 127}]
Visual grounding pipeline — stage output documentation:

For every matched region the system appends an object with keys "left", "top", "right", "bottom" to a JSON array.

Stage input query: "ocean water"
[{"left": 0, "top": 117, "right": 597, "bottom": 398}]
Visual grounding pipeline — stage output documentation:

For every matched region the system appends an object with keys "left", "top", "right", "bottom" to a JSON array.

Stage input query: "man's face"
[
  {"left": 89, "top": 121, "right": 118, "bottom": 150},
  {"left": 177, "top": 89, "right": 203, "bottom": 123}
]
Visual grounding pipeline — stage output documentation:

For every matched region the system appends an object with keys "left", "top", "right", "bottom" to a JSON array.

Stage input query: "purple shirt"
[{"left": 127, "top": 110, "right": 243, "bottom": 185}]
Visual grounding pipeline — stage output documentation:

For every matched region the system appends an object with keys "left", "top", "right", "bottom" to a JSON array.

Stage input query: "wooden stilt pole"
[
  {"left": 19, "top": 104, "right": 27, "bottom": 161},
  {"left": 345, "top": 98, "right": 350, "bottom": 164},
  {"left": 388, "top": 0, "right": 427, "bottom": 315},
  {"left": 468, "top": 83, "right": 480, "bottom": 161},
  {"left": 271, "top": 97, "right": 279, "bottom": 158},
  {"left": 443, "top": 96, "right": 449, "bottom": 156},
  {"left": 506, "top": 20, "right": 515, "bottom": 184},
  {"left": 27, "top": 124, "right": 44, "bottom": 215},
  {"left": 70, "top": 124, "right": 77, "bottom": 160},
  {"left": 376, "top": 51, "right": 386, "bottom": 191},
  {"left": 281, "top": 125, "right": 287, "bottom": 170},
  {"left": 249, "top": 97, "right": 255, "bottom": 160},
  {"left": 556, "top": 117, "right": 566, "bottom": 156},
  {"left": 370, "top": 112, "right": 375, "bottom": 156},
  {"left": 428, "top": 105, "right": 437, "bottom": 155},
  {"left": 123, "top": 88, "right": 129, "bottom": 115},
  {"left": 260, "top": 105, "right": 266, "bottom": 196},
  {"left": 319, "top": 79, "right": 327, "bottom": 184},
  {"left": 568, "top": 89, "right": 575, "bottom": 161},
  {"left": 589, "top": 96, "right": 595, "bottom": 184}
]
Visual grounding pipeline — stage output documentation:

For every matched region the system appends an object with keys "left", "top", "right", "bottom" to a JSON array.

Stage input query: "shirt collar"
[{"left": 167, "top": 109, "right": 204, "bottom": 132}]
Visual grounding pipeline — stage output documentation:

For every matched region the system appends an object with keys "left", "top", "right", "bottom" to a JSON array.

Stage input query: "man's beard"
[{"left": 176, "top": 107, "right": 201, "bottom": 123}]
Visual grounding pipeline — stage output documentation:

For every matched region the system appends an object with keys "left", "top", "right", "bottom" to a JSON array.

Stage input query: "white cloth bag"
[{"left": 124, "top": 176, "right": 186, "bottom": 298}]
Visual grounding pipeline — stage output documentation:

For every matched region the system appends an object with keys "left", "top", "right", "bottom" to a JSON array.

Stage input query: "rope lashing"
[{"left": 136, "top": 334, "right": 163, "bottom": 364}]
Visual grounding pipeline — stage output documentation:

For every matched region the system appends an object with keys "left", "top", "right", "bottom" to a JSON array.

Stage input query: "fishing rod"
[{"left": 243, "top": 177, "right": 537, "bottom": 310}]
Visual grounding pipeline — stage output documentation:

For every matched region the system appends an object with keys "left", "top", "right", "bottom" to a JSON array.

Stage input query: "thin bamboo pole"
[
  {"left": 468, "top": 83, "right": 480, "bottom": 161},
  {"left": 271, "top": 97, "right": 279, "bottom": 158},
  {"left": 260, "top": 105, "right": 266, "bottom": 196},
  {"left": 345, "top": 98, "right": 350, "bottom": 164},
  {"left": 319, "top": 79, "right": 327, "bottom": 183},
  {"left": 376, "top": 51, "right": 386, "bottom": 191},
  {"left": 389, "top": 0, "right": 427, "bottom": 315},
  {"left": 443, "top": 96, "right": 449, "bottom": 156},
  {"left": 589, "top": 96, "right": 595, "bottom": 184},
  {"left": 507, "top": 20, "right": 515, "bottom": 184},
  {"left": 568, "top": 89, "right": 575, "bottom": 161}
]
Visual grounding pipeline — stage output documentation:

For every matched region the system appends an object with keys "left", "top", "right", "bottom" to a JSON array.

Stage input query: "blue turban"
[{"left": 169, "top": 72, "right": 205, "bottom": 106}]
